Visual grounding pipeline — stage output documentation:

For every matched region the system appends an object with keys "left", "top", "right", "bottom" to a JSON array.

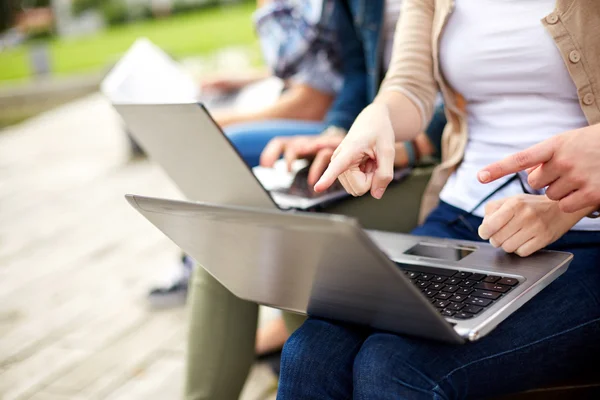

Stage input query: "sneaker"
[{"left": 147, "top": 254, "right": 194, "bottom": 309}]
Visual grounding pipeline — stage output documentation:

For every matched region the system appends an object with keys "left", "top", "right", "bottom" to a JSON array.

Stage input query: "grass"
[{"left": 0, "top": 2, "right": 257, "bottom": 84}]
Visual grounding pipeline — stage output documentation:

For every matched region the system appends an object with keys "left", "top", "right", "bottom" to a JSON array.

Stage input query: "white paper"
[{"left": 101, "top": 38, "right": 199, "bottom": 104}]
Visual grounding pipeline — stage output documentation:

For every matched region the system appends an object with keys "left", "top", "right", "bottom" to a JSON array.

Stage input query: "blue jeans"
[
  {"left": 225, "top": 119, "right": 326, "bottom": 168},
  {"left": 278, "top": 201, "right": 600, "bottom": 399}
]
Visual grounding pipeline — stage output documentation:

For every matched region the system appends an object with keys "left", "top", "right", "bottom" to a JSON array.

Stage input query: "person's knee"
[
  {"left": 353, "top": 334, "right": 454, "bottom": 399},
  {"left": 280, "top": 319, "right": 327, "bottom": 377},
  {"left": 280, "top": 319, "right": 363, "bottom": 399}
]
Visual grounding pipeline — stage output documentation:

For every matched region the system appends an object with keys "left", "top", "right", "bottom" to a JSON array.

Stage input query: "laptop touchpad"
[{"left": 405, "top": 243, "right": 476, "bottom": 262}]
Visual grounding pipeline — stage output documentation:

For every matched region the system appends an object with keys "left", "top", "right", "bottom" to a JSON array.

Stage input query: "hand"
[
  {"left": 478, "top": 195, "right": 589, "bottom": 257},
  {"left": 201, "top": 77, "right": 245, "bottom": 93},
  {"left": 259, "top": 130, "right": 345, "bottom": 185},
  {"left": 314, "top": 103, "right": 396, "bottom": 199},
  {"left": 478, "top": 123, "right": 600, "bottom": 213}
]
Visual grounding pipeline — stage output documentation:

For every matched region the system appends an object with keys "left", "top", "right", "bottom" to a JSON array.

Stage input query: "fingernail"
[
  {"left": 478, "top": 171, "right": 491, "bottom": 183},
  {"left": 374, "top": 188, "right": 385, "bottom": 199},
  {"left": 478, "top": 225, "right": 489, "bottom": 240}
]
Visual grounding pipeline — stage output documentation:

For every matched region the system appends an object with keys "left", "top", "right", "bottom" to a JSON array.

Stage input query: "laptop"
[
  {"left": 100, "top": 38, "right": 199, "bottom": 104},
  {"left": 126, "top": 195, "right": 572, "bottom": 343},
  {"left": 100, "top": 37, "right": 284, "bottom": 110},
  {"left": 113, "top": 102, "right": 410, "bottom": 210}
]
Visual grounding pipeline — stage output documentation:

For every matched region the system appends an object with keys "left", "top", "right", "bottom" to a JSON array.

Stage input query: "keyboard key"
[
  {"left": 453, "top": 312, "right": 475, "bottom": 320},
  {"left": 419, "top": 274, "right": 434, "bottom": 281},
  {"left": 483, "top": 275, "right": 501, "bottom": 283},
  {"left": 436, "top": 292, "right": 452, "bottom": 300},
  {"left": 396, "top": 264, "right": 457, "bottom": 277},
  {"left": 470, "top": 273, "right": 486, "bottom": 281},
  {"left": 474, "top": 282, "right": 511, "bottom": 293},
  {"left": 449, "top": 293, "right": 468, "bottom": 303},
  {"left": 457, "top": 287, "right": 474, "bottom": 295},
  {"left": 406, "top": 271, "right": 420, "bottom": 279},
  {"left": 459, "top": 280, "right": 477, "bottom": 287},
  {"left": 472, "top": 289, "right": 502, "bottom": 300},
  {"left": 424, "top": 290, "right": 439, "bottom": 298},
  {"left": 430, "top": 283, "right": 445, "bottom": 291},
  {"left": 432, "top": 276, "right": 447, "bottom": 283},
  {"left": 463, "top": 305, "right": 483, "bottom": 314},
  {"left": 457, "top": 272, "right": 472, "bottom": 279},
  {"left": 466, "top": 297, "right": 493, "bottom": 307},
  {"left": 442, "top": 285, "right": 459, "bottom": 293},
  {"left": 447, "top": 277, "right": 462, "bottom": 285},
  {"left": 497, "top": 277, "right": 519, "bottom": 286},
  {"left": 434, "top": 300, "right": 450, "bottom": 308},
  {"left": 448, "top": 302, "right": 465, "bottom": 311},
  {"left": 441, "top": 309, "right": 456, "bottom": 317},
  {"left": 417, "top": 281, "right": 431, "bottom": 289}
]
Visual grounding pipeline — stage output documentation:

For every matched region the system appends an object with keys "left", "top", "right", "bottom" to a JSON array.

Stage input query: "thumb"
[
  {"left": 370, "top": 143, "right": 395, "bottom": 199},
  {"left": 314, "top": 146, "right": 355, "bottom": 193}
]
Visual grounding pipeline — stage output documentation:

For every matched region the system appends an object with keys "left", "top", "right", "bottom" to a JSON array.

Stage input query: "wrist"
[
  {"left": 555, "top": 199, "right": 595, "bottom": 226},
  {"left": 587, "top": 206, "right": 600, "bottom": 219},
  {"left": 321, "top": 126, "right": 347, "bottom": 137}
]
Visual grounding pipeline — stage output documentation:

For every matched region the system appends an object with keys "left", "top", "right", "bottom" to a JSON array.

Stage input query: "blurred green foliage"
[{"left": 0, "top": 1, "right": 257, "bottom": 83}]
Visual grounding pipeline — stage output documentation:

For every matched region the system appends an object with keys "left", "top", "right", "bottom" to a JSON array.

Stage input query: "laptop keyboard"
[
  {"left": 285, "top": 166, "right": 344, "bottom": 198},
  {"left": 396, "top": 264, "right": 520, "bottom": 320}
]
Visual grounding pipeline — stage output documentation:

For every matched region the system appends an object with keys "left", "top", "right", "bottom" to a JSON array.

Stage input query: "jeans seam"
[
  {"left": 431, "top": 316, "right": 600, "bottom": 393},
  {"left": 366, "top": 343, "right": 448, "bottom": 399}
]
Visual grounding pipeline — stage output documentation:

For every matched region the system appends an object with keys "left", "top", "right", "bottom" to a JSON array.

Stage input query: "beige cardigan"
[{"left": 379, "top": 0, "right": 600, "bottom": 222}]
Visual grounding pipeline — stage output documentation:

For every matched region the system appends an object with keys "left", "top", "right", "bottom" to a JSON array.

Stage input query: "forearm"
[
  {"left": 215, "top": 85, "right": 333, "bottom": 128},
  {"left": 374, "top": 91, "right": 423, "bottom": 142},
  {"left": 563, "top": 203, "right": 598, "bottom": 226},
  {"left": 376, "top": 0, "right": 437, "bottom": 139}
]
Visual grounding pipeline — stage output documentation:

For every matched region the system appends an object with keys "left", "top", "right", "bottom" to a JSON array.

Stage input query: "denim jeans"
[
  {"left": 225, "top": 119, "right": 326, "bottom": 168},
  {"left": 278, "top": 201, "right": 600, "bottom": 399}
]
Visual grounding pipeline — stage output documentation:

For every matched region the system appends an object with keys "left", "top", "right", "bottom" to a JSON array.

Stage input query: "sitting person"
[
  {"left": 277, "top": 0, "right": 600, "bottom": 398},
  {"left": 147, "top": 80, "right": 336, "bottom": 309},
  {"left": 184, "top": 1, "right": 448, "bottom": 399},
  {"left": 147, "top": 0, "right": 340, "bottom": 308}
]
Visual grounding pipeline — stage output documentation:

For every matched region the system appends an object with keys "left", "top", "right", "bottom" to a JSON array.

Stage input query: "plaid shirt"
[{"left": 253, "top": 0, "right": 342, "bottom": 94}]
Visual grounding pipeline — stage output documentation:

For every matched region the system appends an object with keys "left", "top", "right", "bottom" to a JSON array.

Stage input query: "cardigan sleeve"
[{"left": 379, "top": 0, "right": 438, "bottom": 131}]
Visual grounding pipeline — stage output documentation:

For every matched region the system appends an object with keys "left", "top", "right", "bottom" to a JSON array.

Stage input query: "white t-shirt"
[{"left": 438, "top": 0, "right": 598, "bottom": 231}]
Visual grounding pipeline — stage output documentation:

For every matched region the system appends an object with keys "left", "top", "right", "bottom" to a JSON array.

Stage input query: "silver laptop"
[
  {"left": 113, "top": 103, "right": 409, "bottom": 210},
  {"left": 126, "top": 195, "right": 572, "bottom": 343}
]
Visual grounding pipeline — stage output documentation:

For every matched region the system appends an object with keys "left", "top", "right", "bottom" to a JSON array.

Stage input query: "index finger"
[
  {"left": 478, "top": 138, "right": 557, "bottom": 183},
  {"left": 259, "top": 138, "right": 288, "bottom": 168},
  {"left": 314, "top": 148, "right": 356, "bottom": 193}
]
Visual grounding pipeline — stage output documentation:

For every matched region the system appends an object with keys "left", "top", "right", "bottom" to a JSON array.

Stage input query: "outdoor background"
[
  {"left": 0, "top": 0, "right": 261, "bottom": 127},
  {"left": 0, "top": 1, "right": 280, "bottom": 399}
]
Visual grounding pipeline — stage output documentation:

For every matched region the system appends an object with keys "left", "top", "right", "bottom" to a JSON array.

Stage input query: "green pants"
[{"left": 184, "top": 167, "right": 433, "bottom": 400}]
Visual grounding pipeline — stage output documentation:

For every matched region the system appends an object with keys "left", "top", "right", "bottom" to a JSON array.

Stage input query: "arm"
[
  {"left": 201, "top": 69, "right": 270, "bottom": 94},
  {"left": 375, "top": 0, "right": 438, "bottom": 142},
  {"left": 322, "top": 0, "right": 369, "bottom": 132},
  {"left": 315, "top": 0, "right": 439, "bottom": 197},
  {"left": 213, "top": 84, "right": 334, "bottom": 128}
]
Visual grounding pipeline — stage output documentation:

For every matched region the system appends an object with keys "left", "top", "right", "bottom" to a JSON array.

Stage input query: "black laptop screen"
[{"left": 404, "top": 243, "right": 474, "bottom": 262}]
